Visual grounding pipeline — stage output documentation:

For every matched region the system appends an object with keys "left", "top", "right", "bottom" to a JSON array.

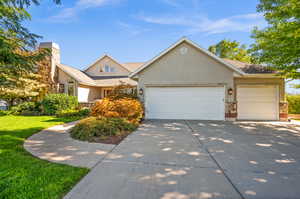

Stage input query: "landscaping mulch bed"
[{"left": 89, "top": 132, "right": 131, "bottom": 145}]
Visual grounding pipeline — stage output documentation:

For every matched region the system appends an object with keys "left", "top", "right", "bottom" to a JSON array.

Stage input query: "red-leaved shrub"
[{"left": 91, "top": 97, "right": 143, "bottom": 125}]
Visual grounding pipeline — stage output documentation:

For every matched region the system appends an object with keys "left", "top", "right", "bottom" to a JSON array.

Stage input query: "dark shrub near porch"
[{"left": 41, "top": 94, "right": 78, "bottom": 115}]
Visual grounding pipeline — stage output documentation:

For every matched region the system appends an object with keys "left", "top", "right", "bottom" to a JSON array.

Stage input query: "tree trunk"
[{"left": 8, "top": 99, "right": 14, "bottom": 108}]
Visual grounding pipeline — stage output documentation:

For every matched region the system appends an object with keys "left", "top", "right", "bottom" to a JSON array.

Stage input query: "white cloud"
[
  {"left": 137, "top": 13, "right": 266, "bottom": 35},
  {"left": 118, "top": 22, "right": 150, "bottom": 36},
  {"left": 50, "top": 8, "right": 78, "bottom": 21},
  {"left": 50, "top": 0, "right": 120, "bottom": 22}
]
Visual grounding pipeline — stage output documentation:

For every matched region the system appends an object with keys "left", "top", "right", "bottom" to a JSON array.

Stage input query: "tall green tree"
[
  {"left": 0, "top": 0, "right": 60, "bottom": 105},
  {"left": 251, "top": 0, "right": 300, "bottom": 80},
  {"left": 208, "top": 39, "right": 253, "bottom": 63}
]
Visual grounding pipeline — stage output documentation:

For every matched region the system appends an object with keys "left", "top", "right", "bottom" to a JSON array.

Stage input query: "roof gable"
[
  {"left": 83, "top": 54, "right": 130, "bottom": 73},
  {"left": 57, "top": 64, "right": 137, "bottom": 87},
  {"left": 130, "top": 37, "right": 245, "bottom": 78}
]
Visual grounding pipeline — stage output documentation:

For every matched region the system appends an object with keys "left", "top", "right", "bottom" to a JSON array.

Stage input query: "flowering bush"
[{"left": 91, "top": 97, "right": 143, "bottom": 125}]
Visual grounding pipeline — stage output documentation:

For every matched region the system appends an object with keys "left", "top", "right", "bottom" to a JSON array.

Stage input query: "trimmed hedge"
[
  {"left": 55, "top": 108, "right": 91, "bottom": 118},
  {"left": 41, "top": 94, "right": 78, "bottom": 115},
  {"left": 70, "top": 117, "right": 137, "bottom": 141},
  {"left": 10, "top": 102, "right": 42, "bottom": 115},
  {"left": 287, "top": 95, "right": 300, "bottom": 114},
  {"left": 0, "top": 110, "right": 10, "bottom": 116}
]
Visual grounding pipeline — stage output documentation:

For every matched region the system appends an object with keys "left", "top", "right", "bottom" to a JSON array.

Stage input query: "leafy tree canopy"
[
  {"left": 0, "top": 0, "right": 60, "bottom": 104},
  {"left": 208, "top": 39, "right": 253, "bottom": 63},
  {"left": 251, "top": 0, "right": 300, "bottom": 80}
]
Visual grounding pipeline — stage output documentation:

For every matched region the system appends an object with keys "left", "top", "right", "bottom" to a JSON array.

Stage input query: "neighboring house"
[{"left": 39, "top": 37, "right": 288, "bottom": 121}]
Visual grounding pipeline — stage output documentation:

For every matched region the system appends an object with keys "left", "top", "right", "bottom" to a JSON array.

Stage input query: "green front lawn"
[{"left": 0, "top": 116, "right": 89, "bottom": 199}]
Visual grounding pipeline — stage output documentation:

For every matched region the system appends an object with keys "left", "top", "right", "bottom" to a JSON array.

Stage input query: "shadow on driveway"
[{"left": 65, "top": 120, "right": 300, "bottom": 199}]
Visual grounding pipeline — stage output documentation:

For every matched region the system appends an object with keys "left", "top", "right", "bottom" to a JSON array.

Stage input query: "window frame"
[
  {"left": 58, "top": 83, "right": 65, "bottom": 93},
  {"left": 103, "top": 65, "right": 116, "bottom": 72},
  {"left": 67, "top": 81, "right": 75, "bottom": 96}
]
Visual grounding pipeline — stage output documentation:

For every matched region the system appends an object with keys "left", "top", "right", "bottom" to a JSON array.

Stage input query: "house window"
[
  {"left": 103, "top": 65, "right": 116, "bottom": 72},
  {"left": 58, "top": 83, "right": 65, "bottom": 93},
  {"left": 68, "top": 81, "right": 75, "bottom": 96},
  {"left": 103, "top": 89, "right": 112, "bottom": 98}
]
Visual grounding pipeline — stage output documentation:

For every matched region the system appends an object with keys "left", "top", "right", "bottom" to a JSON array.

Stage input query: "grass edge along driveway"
[{"left": 0, "top": 115, "right": 89, "bottom": 199}]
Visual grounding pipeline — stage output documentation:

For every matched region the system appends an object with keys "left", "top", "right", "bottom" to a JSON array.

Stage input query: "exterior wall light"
[
  {"left": 228, "top": 88, "right": 233, "bottom": 96},
  {"left": 139, "top": 88, "right": 144, "bottom": 96}
]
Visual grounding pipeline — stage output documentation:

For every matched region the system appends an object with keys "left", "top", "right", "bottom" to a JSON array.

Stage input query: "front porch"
[{"left": 77, "top": 84, "right": 137, "bottom": 103}]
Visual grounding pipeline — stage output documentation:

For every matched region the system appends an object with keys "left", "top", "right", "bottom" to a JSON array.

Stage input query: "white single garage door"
[
  {"left": 145, "top": 87, "right": 225, "bottom": 120},
  {"left": 237, "top": 85, "right": 279, "bottom": 120}
]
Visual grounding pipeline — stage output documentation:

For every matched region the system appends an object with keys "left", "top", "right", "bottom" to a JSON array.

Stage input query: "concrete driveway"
[{"left": 64, "top": 120, "right": 300, "bottom": 199}]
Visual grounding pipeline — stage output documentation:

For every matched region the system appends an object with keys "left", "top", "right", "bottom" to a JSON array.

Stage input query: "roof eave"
[
  {"left": 239, "top": 74, "right": 283, "bottom": 78},
  {"left": 57, "top": 64, "right": 96, "bottom": 86}
]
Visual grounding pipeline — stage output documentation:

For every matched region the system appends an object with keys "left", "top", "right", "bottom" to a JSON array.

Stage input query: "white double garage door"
[{"left": 145, "top": 86, "right": 279, "bottom": 121}]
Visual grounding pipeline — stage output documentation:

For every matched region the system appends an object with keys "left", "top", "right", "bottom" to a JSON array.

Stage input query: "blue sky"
[{"left": 26, "top": 0, "right": 299, "bottom": 93}]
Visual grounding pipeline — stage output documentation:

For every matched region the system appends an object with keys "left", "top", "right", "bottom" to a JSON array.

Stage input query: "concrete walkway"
[
  {"left": 24, "top": 121, "right": 115, "bottom": 168},
  {"left": 64, "top": 120, "right": 300, "bottom": 199}
]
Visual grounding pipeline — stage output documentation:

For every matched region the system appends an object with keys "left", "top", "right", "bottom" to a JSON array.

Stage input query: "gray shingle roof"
[
  {"left": 57, "top": 64, "right": 96, "bottom": 86},
  {"left": 122, "top": 62, "right": 145, "bottom": 72},
  {"left": 93, "top": 77, "right": 137, "bottom": 87},
  {"left": 58, "top": 58, "right": 274, "bottom": 87},
  {"left": 57, "top": 64, "right": 137, "bottom": 87},
  {"left": 222, "top": 59, "right": 275, "bottom": 74}
]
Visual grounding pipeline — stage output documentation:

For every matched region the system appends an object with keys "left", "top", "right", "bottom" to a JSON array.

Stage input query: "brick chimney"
[
  {"left": 37, "top": 42, "right": 61, "bottom": 93},
  {"left": 39, "top": 42, "right": 60, "bottom": 82}
]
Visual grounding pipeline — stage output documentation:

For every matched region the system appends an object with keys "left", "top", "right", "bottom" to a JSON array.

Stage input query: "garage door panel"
[
  {"left": 145, "top": 87, "right": 225, "bottom": 120},
  {"left": 237, "top": 86, "right": 278, "bottom": 120}
]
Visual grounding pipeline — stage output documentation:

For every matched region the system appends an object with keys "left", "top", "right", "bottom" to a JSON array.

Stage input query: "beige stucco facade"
[
  {"left": 132, "top": 39, "right": 287, "bottom": 121},
  {"left": 136, "top": 41, "right": 237, "bottom": 102},
  {"left": 57, "top": 68, "right": 78, "bottom": 96}
]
